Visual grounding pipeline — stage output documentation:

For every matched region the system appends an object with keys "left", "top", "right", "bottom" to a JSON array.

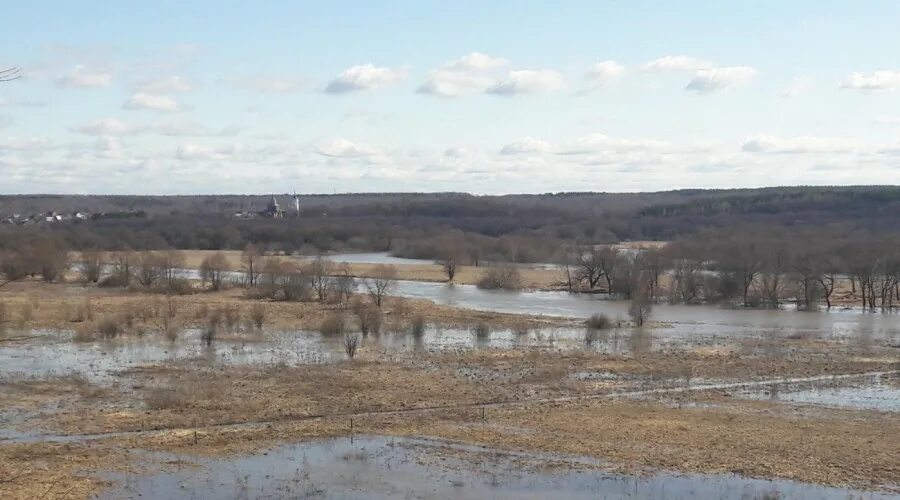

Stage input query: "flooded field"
[
  {"left": 740, "top": 372, "right": 900, "bottom": 412},
  {"left": 389, "top": 280, "right": 900, "bottom": 343},
  {"left": 99, "top": 435, "right": 898, "bottom": 499}
]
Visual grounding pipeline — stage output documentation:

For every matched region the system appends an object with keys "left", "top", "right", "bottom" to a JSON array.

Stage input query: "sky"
[{"left": 1, "top": 0, "right": 900, "bottom": 194}]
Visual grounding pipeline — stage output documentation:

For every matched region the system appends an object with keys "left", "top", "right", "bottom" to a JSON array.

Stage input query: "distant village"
[{"left": 1, "top": 194, "right": 302, "bottom": 225}]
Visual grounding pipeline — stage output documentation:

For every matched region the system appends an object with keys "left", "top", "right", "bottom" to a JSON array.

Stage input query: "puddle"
[
  {"left": 740, "top": 373, "right": 900, "bottom": 412},
  {"left": 98, "top": 435, "right": 897, "bottom": 499}
]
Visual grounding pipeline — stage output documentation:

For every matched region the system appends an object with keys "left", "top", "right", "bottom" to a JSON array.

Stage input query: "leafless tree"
[
  {"left": 333, "top": 262, "right": 356, "bottom": 304},
  {"left": 80, "top": 250, "right": 104, "bottom": 283},
  {"left": 110, "top": 251, "right": 133, "bottom": 287},
  {"left": 476, "top": 265, "right": 522, "bottom": 290},
  {"left": 33, "top": 239, "right": 68, "bottom": 283},
  {"left": 629, "top": 290, "right": 653, "bottom": 327},
  {"left": 305, "top": 256, "right": 334, "bottom": 301},
  {"left": 160, "top": 250, "right": 185, "bottom": 290},
  {"left": 136, "top": 251, "right": 163, "bottom": 288},
  {"left": 365, "top": 264, "right": 397, "bottom": 307},
  {"left": 241, "top": 243, "right": 262, "bottom": 287},
  {"left": 199, "top": 252, "right": 229, "bottom": 291}
]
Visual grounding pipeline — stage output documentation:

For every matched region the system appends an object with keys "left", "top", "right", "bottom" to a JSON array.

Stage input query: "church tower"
[{"left": 292, "top": 193, "right": 300, "bottom": 217}]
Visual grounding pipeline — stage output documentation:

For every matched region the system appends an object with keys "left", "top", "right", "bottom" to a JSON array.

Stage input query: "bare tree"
[
  {"left": 199, "top": 252, "right": 229, "bottom": 291},
  {"left": 135, "top": 251, "right": 163, "bottom": 288},
  {"left": 365, "top": 264, "right": 397, "bottom": 307},
  {"left": 109, "top": 251, "right": 133, "bottom": 287},
  {"left": 305, "top": 256, "right": 334, "bottom": 301},
  {"left": 160, "top": 250, "right": 185, "bottom": 290},
  {"left": 333, "top": 262, "right": 356, "bottom": 304},
  {"left": 476, "top": 265, "right": 522, "bottom": 290},
  {"left": 33, "top": 239, "right": 68, "bottom": 283},
  {"left": 629, "top": 290, "right": 653, "bottom": 327},
  {"left": 241, "top": 243, "right": 262, "bottom": 287},
  {"left": 80, "top": 250, "right": 104, "bottom": 283},
  {"left": 438, "top": 255, "right": 459, "bottom": 282}
]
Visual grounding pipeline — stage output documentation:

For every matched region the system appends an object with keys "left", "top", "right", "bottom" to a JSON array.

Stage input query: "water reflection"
[{"left": 98, "top": 435, "right": 897, "bottom": 500}]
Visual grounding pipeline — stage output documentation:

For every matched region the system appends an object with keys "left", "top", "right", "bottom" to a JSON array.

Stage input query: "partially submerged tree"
[
  {"left": 365, "top": 264, "right": 397, "bottom": 307},
  {"left": 199, "top": 252, "right": 229, "bottom": 290}
]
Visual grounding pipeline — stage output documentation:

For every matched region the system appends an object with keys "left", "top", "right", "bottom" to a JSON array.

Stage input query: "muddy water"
[
  {"left": 740, "top": 373, "right": 900, "bottom": 412},
  {"left": 98, "top": 435, "right": 897, "bottom": 499}
]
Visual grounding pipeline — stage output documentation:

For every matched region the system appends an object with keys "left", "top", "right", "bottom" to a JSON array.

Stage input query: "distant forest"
[{"left": 2, "top": 186, "right": 900, "bottom": 263}]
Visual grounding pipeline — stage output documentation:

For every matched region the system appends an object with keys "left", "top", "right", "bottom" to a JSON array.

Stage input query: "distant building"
[{"left": 262, "top": 195, "right": 284, "bottom": 218}]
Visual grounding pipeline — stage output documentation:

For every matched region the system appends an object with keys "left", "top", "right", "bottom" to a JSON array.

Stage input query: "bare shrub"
[
  {"left": 319, "top": 313, "right": 345, "bottom": 336},
  {"left": 97, "top": 317, "right": 122, "bottom": 339},
  {"left": 223, "top": 305, "right": 240, "bottom": 331},
  {"left": 249, "top": 303, "right": 266, "bottom": 329},
  {"left": 165, "top": 297, "right": 178, "bottom": 318},
  {"left": 584, "top": 328, "right": 599, "bottom": 346},
  {"left": 73, "top": 323, "right": 95, "bottom": 342},
  {"left": 585, "top": 313, "right": 612, "bottom": 330},
  {"left": 476, "top": 266, "right": 522, "bottom": 290},
  {"left": 200, "top": 307, "right": 223, "bottom": 345},
  {"left": 629, "top": 294, "right": 653, "bottom": 327},
  {"left": 143, "top": 387, "right": 183, "bottom": 410},
  {"left": 472, "top": 322, "right": 491, "bottom": 340},
  {"left": 0, "top": 301, "right": 6, "bottom": 324},
  {"left": 351, "top": 298, "right": 382, "bottom": 336},
  {"left": 410, "top": 314, "right": 426, "bottom": 339},
  {"left": 343, "top": 333, "right": 361, "bottom": 359},
  {"left": 511, "top": 320, "right": 530, "bottom": 337}
]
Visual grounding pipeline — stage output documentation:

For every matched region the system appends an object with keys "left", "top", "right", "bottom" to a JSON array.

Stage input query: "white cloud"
[
  {"left": 230, "top": 76, "right": 308, "bottom": 93},
  {"left": 741, "top": 135, "right": 862, "bottom": 154},
  {"left": 56, "top": 65, "right": 112, "bottom": 88},
  {"left": 314, "top": 138, "right": 380, "bottom": 159},
  {"left": 841, "top": 70, "right": 900, "bottom": 92},
  {"left": 584, "top": 60, "right": 625, "bottom": 88},
  {"left": 556, "top": 133, "right": 672, "bottom": 155},
  {"left": 500, "top": 137, "right": 552, "bottom": 155},
  {"left": 138, "top": 76, "right": 194, "bottom": 94},
  {"left": 123, "top": 92, "right": 182, "bottom": 112},
  {"left": 487, "top": 69, "right": 566, "bottom": 96},
  {"left": 325, "top": 64, "right": 406, "bottom": 94},
  {"left": 72, "top": 118, "right": 135, "bottom": 136},
  {"left": 686, "top": 66, "right": 756, "bottom": 93},
  {"left": 417, "top": 52, "right": 508, "bottom": 97},
  {"left": 642, "top": 55, "right": 712, "bottom": 72},
  {"left": 176, "top": 143, "right": 224, "bottom": 161},
  {"left": 0, "top": 136, "right": 53, "bottom": 151}
]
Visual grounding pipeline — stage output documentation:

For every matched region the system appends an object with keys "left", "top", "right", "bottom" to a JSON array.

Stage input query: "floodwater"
[
  {"left": 388, "top": 280, "right": 900, "bottom": 343},
  {"left": 98, "top": 435, "right": 898, "bottom": 499},
  {"left": 321, "top": 252, "right": 563, "bottom": 269},
  {"left": 175, "top": 266, "right": 900, "bottom": 343},
  {"left": 0, "top": 326, "right": 676, "bottom": 384},
  {"left": 740, "top": 373, "right": 900, "bottom": 412},
  {"left": 0, "top": 329, "right": 335, "bottom": 383}
]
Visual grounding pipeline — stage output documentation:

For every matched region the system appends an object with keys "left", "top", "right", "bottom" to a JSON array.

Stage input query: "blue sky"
[{"left": 2, "top": 1, "right": 900, "bottom": 194}]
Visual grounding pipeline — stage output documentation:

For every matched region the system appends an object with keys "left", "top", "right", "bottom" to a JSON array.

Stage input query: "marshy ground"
[{"left": 1, "top": 280, "right": 898, "bottom": 498}]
